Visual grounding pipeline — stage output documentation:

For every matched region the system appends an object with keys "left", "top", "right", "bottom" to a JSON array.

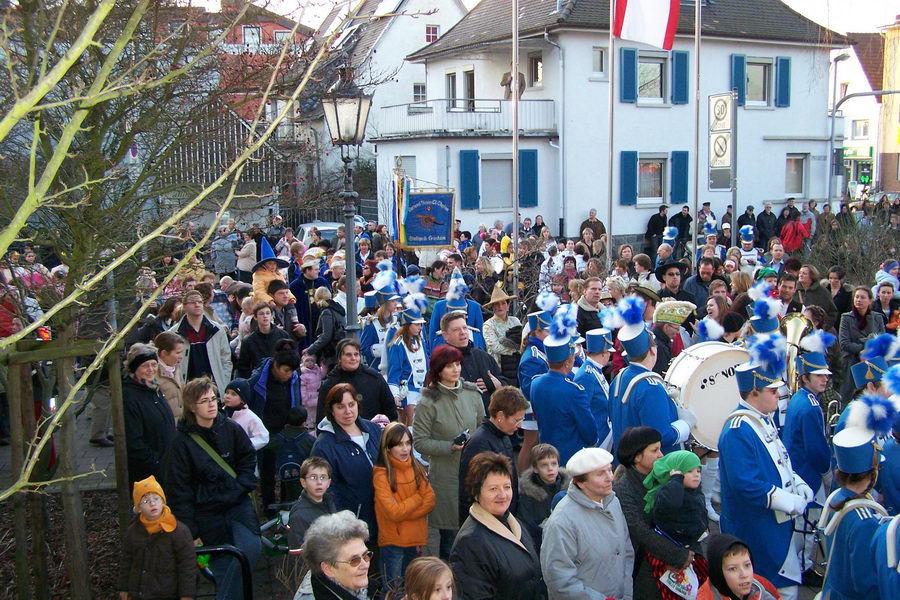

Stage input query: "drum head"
[{"left": 665, "top": 342, "right": 749, "bottom": 450}]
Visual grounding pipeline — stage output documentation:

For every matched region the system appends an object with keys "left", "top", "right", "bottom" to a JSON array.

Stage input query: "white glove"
[
  {"left": 770, "top": 486, "right": 808, "bottom": 515},
  {"left": 671, "top": 420, "right": 691, "bottom": 444},
  {"left": 372, "top": 343, "right": 384, "bottom": 358},
  {"left": 789, "top": 494, "right": 808, "bottom": 516},
  {"left": 677, "top": 406, "right": 698, "bottom": 430},
  {"left": 794, "top": 479, "right": 814, "bottom": 503}
]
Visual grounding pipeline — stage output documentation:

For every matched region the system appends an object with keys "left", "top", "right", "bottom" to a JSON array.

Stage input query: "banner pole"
[{"left": 606, "top": 0, "right": 616, "bottom": 266}]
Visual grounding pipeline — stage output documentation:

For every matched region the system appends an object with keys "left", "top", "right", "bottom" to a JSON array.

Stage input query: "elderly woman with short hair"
[{"left": 302, "top": 511, "right": 373, "bottom": 600}]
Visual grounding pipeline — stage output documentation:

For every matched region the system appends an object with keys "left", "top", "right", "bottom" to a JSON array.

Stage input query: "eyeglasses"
[
  {"left": 194, "top": 398, "right": 218, "bottom": 406},
  {"left": 333, "top": 551, "right": 373, "bottom": 567},
  {"left": 140, "top": 496, "right": 162, "bottom": 506},
  {"left": 303, "top": 475, "right": 331, "bottom": 482}
]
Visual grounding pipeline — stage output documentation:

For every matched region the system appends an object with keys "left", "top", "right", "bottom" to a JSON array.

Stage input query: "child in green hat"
[{"left": 643, "top": 449, "right": 709, "bottom": 553}]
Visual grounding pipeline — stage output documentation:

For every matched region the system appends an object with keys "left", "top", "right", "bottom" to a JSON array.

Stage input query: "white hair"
[{"left": 301, "top": 511, "right": 369, "bottom": 573}]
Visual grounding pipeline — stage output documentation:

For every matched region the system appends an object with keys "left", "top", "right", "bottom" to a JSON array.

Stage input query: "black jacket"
[
  {"left": 311, "top": 571, "right": 363, "bottom": 600},
  {"left": 315, "top": 364, "right": 398, "bottom": 424},
  {"left": 458, "top": 419, "right": 518, "bottom": 526},
  {"left": 162, "top": 414, "right": 259, "bottom": 544},
  {"left": 651, "top": 474, "right": 708, "bottom": 552},
  {"left": 306, "top": 300, "right": 347, "bottom": 363},
  {"left": 668, "top": 212, "right": 693, "bottom": 240},
  {"left": 756, "top": 210, "right": 777, "bottom": 245},
  {"left": 516, "top": 467, "right": 571, "bottom": 551},
  {"left": 118, "top": 517, "right": 197, "bottom": 598},
  {"left": 652, "top": 325, "right": 674, "bottom": 376},
  {"left": 123, "top": 376, "right": 177, "bottom": 486},
  {"left": 235, "top": 326, "right": 293, "bottom": 378},
  {"left": 458, "top": 342, "right": 508, "bottom": 410},
  {"left": 287, "top": 491, "right": 336, "bottom": 550}
]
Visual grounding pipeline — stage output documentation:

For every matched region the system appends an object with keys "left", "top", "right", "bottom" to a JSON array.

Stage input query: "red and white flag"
[{"left": 613, "top": 0, "right": 681, "bottom": 51}]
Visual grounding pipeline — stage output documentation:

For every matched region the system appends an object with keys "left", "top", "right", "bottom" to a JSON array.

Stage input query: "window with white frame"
[
  {"left": 638, "top": 54, "right": 666, "bottom": 103},
  {"left": 638, "top": 154, "right": 666, "bottom": 204},
  {"left": 481, "top": 156, "right": 513, "bottom": 209},
  {"left": 413, "top": 83, "right": 427, "bottom": 104},
  {"left": 243, "top": 26, "right": 261, "bottom": 45},
  {"left": 425, "top": 24, "right": 439, "bottom": 43},
  {"left": 592, "top": 47, "right": 607, "bottom": 76},
  {"left": 746, "top": 59, "right": 772, "bottom": 106},
  {"left": 446, "top": 72, "right": 457, "bottom": 107},
  {"left": 785, "top": 154, "right": 807, "bottom": 197},
  {"left": 463, "top": 69, "right": 475, "bottom": 111},
  {"left": 274, "top": 30, "right": 292, "bottom": 44},
  {"left": 852, "top": 119, "right": 869, "bottom": 139},
  {"left": 528, "top": 53, "right": 543, "bottom": 87}
]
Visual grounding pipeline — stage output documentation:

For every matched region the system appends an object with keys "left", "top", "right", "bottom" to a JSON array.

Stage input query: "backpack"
[{"left": 272, "top": 430, "right": 315, "bottom": 483}]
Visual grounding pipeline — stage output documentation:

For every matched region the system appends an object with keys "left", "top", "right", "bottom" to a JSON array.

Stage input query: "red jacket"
[{"left": 779, "top": 220, "right": 809, "bottom": 252}]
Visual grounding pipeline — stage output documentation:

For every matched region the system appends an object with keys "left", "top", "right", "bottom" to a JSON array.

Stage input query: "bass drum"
[{"left": 664, "top": 341, "right": 749, "bottom": 451}]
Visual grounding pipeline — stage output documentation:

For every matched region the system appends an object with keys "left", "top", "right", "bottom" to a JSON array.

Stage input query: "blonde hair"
[
  {"left": 568, "top": 278, "right": 585, "bottom": 304},
  {"left": 313, "top": 286, "right": 332, "bottom": 308}
]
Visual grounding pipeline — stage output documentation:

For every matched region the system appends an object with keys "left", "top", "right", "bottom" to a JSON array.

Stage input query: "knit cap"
[
  {"left": 883, "top": 260, "right": 898, "bottom": 273},
  {"left": 133, "top": 475, "right": 166, "bottom": 509},
  {"left": 642, "top": 450, "right": 701, "bottom": 513}
]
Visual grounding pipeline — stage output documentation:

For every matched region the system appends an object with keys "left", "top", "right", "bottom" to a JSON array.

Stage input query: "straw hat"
[{"left": 484, "top": 281, "right": 516, "bottom": 307}]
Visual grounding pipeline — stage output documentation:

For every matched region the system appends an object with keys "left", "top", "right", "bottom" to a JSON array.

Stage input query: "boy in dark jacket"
[
  {"left": 516, "top": 443, "right": 570, "bottom": 551},
  {"left": 119, "top": 475, "right": 196, "bottom": 600},
  {"left": 287, "top": 456, "right": 337, "bottom": 551}
]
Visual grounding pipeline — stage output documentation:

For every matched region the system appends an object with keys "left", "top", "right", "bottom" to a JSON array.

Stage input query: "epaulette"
[
  {"left": 729, "top": 415, "right": 747, "bottom": 429},
  {"left": 807, "top": 393, "right": 819, "bottom": 407},
  {"left": 564, "top": 378, "right": 586, "bottom": 392}
]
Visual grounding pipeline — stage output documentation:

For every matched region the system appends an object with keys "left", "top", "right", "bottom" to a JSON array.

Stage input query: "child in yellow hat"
[{"left": 118, "top": 475, "right": 196, "bottom": 600}]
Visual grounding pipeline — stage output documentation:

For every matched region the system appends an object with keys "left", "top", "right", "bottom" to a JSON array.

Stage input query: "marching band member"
[
  {"left": 696, "top": 218, "right": 726, "bottom": 263},
  {"left": 746, "top": 281, "right": 792, "bottom": 431},
  {"left": 360, "top": 260, "right": 400, "bottom": 377},
  {"left": 530, "top": 305, "right": 599, "bottom": 464},
  {"left": 781, "top": 330, "right": 836, "bottom": 578},
  {"left": 387, "top": 277, "right": 430, "bottom": 423},
  {"left": 738, "top": 225, "right": 761, "bottom": 276},
  {"left": 573, "top": 328, "right": 614, "bottom": 451},
  {"left": 428, "top": 268, "right": 485, "bottom": 350},
  {"left": 719, "top": 333, "right": 813, "bottom": 600},
  {"left": 873, "top": 511, "right": 900, "bottom": 599},
  {"left": 606, "top": 295, "right": 697, "bottom": 458},
  {"left": 876, "top": 363, "right": 900, "bottom": 515},
  {"left": 818, "top": 395, "right": 895, "bottom": 599},
  {"left": 517, "top": 291, "right": 559, "bottom": 473}
]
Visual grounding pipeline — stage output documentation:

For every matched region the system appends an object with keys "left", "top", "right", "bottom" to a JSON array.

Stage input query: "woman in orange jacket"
[{"left": 373, "top": 422, "right": 436, "bottom": 594}]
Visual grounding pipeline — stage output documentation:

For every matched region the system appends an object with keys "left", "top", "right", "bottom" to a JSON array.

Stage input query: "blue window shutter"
[
  {"left": 620, "top": 151, "right": 638, "bottom": 205},
  {"left": 775, "top": 56, "right": 791, "bottom": 107},
  {"left": 670, "top": 151, "right": 688, "bottom": 204},
  {"left": 518, "top": 149, "right": 538, "bottom": 208},
  {"left": 459, "top": 150, "right": 480, "bottom": 209},
  {"left": 671, "top": 50, "right": 689, "bottom": 105},
  {"left": 730, "top": 54, "right": 746, "bottom": 106},
  {"left": 620, "top": 47, "right": 638, "bottom": 103}
]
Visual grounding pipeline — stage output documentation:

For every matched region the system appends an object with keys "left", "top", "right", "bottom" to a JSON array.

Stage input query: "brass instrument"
[{"left": 780, "top": 313, "right": 813, "bottom": 394}]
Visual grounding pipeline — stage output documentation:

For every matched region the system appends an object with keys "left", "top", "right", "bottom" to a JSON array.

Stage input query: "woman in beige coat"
[
  {"left": 153, "top": 331, "right": 186, "bottom": 420},
  {"left": 412, "top": 344, "right": 485, "bottom": 560}
]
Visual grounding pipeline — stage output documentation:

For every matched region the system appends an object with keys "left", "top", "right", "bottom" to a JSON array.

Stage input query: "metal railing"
[{"left": 376, "top": 98, "right": 556, "bottom": 137}]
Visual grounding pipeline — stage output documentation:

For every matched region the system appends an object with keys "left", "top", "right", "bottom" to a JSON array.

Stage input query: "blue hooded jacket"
[{"left": 247, "top": 358, "right": 301, "bottom": 422}]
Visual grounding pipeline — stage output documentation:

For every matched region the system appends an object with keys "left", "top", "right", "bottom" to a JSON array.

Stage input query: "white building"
[{"left": 372, "top": 0, "right": 846, "bottom": 243}]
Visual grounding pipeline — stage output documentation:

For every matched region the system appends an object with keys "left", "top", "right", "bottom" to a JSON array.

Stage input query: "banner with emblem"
[{"left": 399, "top": 189, "right": 454, "bottom": 249}]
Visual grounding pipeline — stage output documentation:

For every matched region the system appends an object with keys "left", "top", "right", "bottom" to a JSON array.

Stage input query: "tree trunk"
[
  {"left": 8, "top": 362, "right": 31, "bottom": 600},
  {"left": 20, "top": 366, "right": 49, "bottom": 600}
]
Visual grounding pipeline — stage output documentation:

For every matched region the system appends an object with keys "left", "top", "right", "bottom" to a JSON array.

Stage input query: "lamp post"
[
  {"left": 321, "top": 67, "right": 372, "bottom": 338},
  {"left": 826, "top": 52, "right": 850, "bottom": 210}
]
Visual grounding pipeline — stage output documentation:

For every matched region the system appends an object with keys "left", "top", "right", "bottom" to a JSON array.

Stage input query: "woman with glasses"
[
  {"left": 164, "top": 376, "right": 260, "bottom": 600},
  {"left": 123, "top": 342, "right": 176, "bottom": 483},
  {"left": 302, "top": 511, "right": 373, "bottom": 600}
]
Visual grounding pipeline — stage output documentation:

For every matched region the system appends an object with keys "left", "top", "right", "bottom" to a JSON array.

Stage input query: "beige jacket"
[{"left": 156, "top": 363, "right": 184, "bottom": 421}]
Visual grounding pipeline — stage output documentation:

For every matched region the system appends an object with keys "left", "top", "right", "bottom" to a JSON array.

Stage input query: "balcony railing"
[{"left": 375, "top": 98, "right": 556, "bottom": 138}]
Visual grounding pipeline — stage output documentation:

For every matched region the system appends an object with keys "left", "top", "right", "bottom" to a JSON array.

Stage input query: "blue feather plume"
[
  {"left": 601, "top": 306, "right": 624, "bottom": 330},
  {"left": 752, "top": 297, "right": 781, "bottom": 321},
  {"left": 704, "top": 218, "right": 717, "bottom": 236},
  {"left": 747, "top": 333, "right": 786, "bottom": 373},
  {"left": 800, "top": 330, "right": 836, "bottom": 354},
  {"left": 372, "top": 259, "right": 395, "bottom": 290},
  {"left": 862, "top": 333, "right": 897, "bottom": 360},
  {"left": 697, "top": 317, "right": 725, "bottom": 343},
  {"left": 885, "top": 364, "right": 900, "bottom": 397},
  {"left": 403, "top": 276, "right": 425, "bottom": 295},
  {"left": 847, "top": 394, "right": 897, "bottom": 436},
  {"left": 548, "top": 304, "right": 578, "bottom": 342},
  {"left": 618, "top": 296, "right": 645, "bottom": 326},
  {"left": 748, "top": 281, "right": 771, "bottom": 302},
  {"left": 663, "top": 226, "right": 678, "bottom": 241},
  {"left": 404, "top": 292, "right": 429, "bottom": 315},
  {"left": 446, "top": 269, "right": 469, "bottom": 301},
  {"left": 535, "top": 292, "right": 560, "bottom": 313},
  {"left": 739, "top": 225, "right": 754, "bottom": 239}
]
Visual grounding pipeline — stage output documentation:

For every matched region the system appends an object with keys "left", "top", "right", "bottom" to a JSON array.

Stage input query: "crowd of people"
[{"left": 3, "top": 198, "right": 900, "bottom": 600}]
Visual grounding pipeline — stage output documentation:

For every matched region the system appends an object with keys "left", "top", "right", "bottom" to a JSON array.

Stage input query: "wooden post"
[
  {"left": 20, "top": 364, "right": 49, "bottom": 600},
  {"left": 55, "top": 354, "right": 92, "bottom": 600},
  {"left": 107, "top": 353, "right": 130, "bottom": 537},
  {"left": 8, "top": 362, "right": 31, "bottom": 600}
]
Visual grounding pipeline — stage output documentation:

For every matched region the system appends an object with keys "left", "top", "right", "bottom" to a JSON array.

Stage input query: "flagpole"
[
  {"left": 606, "top": 0, "right": 616, "bottom": 265},
  {"left": 512, "top": 0, "right": 520, "bottom": 310},
  {"left": 692, "top": 0, "right": 701, "bottom": 240}
]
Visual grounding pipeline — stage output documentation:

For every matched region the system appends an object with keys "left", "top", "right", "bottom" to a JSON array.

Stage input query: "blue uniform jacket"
[
  {"left": 386, "top": 335, "right": 430, "bottom": 398},
  {"left": 428, "top": 298, "right": 485, "bottom": 350},
  {"left": 530, "top": 370, "right": 599, "bottom": 465},
  {"left": 518, "top": 337, "right": 548, "bottom": 404},
  {"left": 573, "top": 359, "right": 611, "bottom": 449},
  {"left": 821, "top": 488, "right": 886, "bottom": 600},
  {"left": 781, "top": 388, "right": 832, "bottom": 496},
  {"left": 872, "top": 516, "right": 900, "bottom": 599},
  {"left": 718, "top": 409, "right": 797, "bottom": 589},
  {"left": 878, "top": 439, "right": 900, "bottom": 515},
  {"left": 311, "top": 417, "right": 382, "bottom": 534},
  {"left": 359, "top": 316, "right": 395, "bottom": 371},
  {"left": 609, "top": 363, "right": 680, "bottom": 457}
]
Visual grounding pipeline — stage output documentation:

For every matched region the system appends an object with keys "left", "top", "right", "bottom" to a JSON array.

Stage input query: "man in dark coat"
[
  {"left": 756, "top": 202, "right": 777, "bottom": 251},
  {"left": 441, "top": 311, "right": 508, "bottom": 409},
  {"left": 644, "top": 205, "right": 668, "bottom": 258},
  {"left": 235, "top": 304, "right": 292, "bottom": 378},
  {"left": 667, "top": 205, "right": 693, "bottom": 248},
  {"left": 655, "top": 262, "right": 696, "bottom": 305},
  {"left": 315, "top": 338, "right": 398, "bottom": 423}
]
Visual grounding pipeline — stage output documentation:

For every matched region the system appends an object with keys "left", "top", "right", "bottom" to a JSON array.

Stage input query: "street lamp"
[
  {"left": 826, "top": 52, "right": 850, "bottom": 210},
  {"left": 321, "top": 66, "right": 372, "bottom": 338}
]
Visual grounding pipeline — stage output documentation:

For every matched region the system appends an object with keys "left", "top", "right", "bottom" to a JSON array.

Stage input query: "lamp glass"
[{"left": 322, "top": 94, "right": 372, "bottom": 146}]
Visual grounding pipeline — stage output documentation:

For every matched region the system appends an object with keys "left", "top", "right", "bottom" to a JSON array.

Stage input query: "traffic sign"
[
  {"left": 709, "top": 93, "right": 732, "bottom": 133},
  {"left": 709, "top": 132, "right": 731, "bottom": 168}
]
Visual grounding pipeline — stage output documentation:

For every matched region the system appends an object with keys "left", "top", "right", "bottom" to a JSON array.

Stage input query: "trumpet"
[{"left": 780, "top": 313, "right": 813, "bottom": 394}]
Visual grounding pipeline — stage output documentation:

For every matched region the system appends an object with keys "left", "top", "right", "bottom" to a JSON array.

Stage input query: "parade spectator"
[
  {"left": 267, "top": 215, "right": 285, "bottom": 248},
  {"left": 872, "top": 260, "right": 900, "bottom": 300},
  {"left": 451, "top": 452, "right": 542, "bottom": 600},
  {"left": 776, "top": 274, "right": 803, "bottom": 314},
  {"left": 873, "top": 282, "right": 899, "bottom": 333},
  {"left": 412, "top": 344, "right": 485, "bottom": 559},
  {"left": 402, "top": 557, "right": 455, "bottom": 600},
  {"left": 235, "top": 303, "right": 292, "bottom": 378},
  {"left": 235, "top": 232, "right": 256, "bottom": 283},
  {"left": 838, "top": 287, "right": 885, "bottom": 400},
  {"left": 441, "top": 311, "right": 507, "bottom": 409},
  {"left": 669, "top": 205, "right": 693, "bottom": 252},
  {"left": 575, "top": 277, "right": 603, "bottom": 335},
  {"left": 796, "top": 265, "right": 837, "bottom": 325},
  {"left": 136, "top": 297, "right": 181, "bottom": 344},
  {"left": 482, "top": 283, "right": 521, "bottom": 366},
  {"left": 516, "top": 443, "right": 570, "bottom": 553},
  {"left": 123, "top": 343, "right": 176, "bottom": 482},
  {"left": 223, "top": 378, "right": 269, "bottom": 451},
  {"left": 268, "top": 279, "right": 307, "bottom": 345},
  {"left": 153, "top": 331, "right": 186, "bottom": 420},
  {"left": 305, "top": 287, "right": 347, "bottom": 370},
  {"left": 316, "top": 339, "right": 398, "bottom": 423},
  {"left": 643, "top": 450, "right": 708, "bottom": 555},
  {"left": 164, "top": 377, "right": 260, "bottom": 600},
  {"left": 312, "top": 383, "right": 382, "bottom": 537},
  {"left": 542, "top": 447, "right": 634, "bottom": 600},
  {"left": 697, "top": 534, "right": 780, "bottom": 600},
  {"left": 300, "top": 511, "right": 372, "bottom": 600},
  {"left": 684, "top": 258, "right": 715, "bottom": 315},
  {"left": 211, "top": 226, "right": 237, "bottom": 278},
  {"left": 579, "top": 208, "right": 607, "bottom": 242},
  {"left": 171, "top": 290, "right": 232, "bottom": 393},
  {"left": 645, "top": 205, "right": 668, "bottom": 258}
]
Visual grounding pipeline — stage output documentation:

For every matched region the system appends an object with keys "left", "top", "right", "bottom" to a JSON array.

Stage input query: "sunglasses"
[{"left": 334, "top": 550, "right": 374, "bottom": 567}]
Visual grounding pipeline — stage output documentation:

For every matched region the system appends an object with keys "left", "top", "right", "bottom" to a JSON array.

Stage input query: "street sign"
[
  {"left": 709, "top": 93, "right": 732, "bottom": 133},
  {"left": 709, "top": 133, "right": 731, "bottom": 168}
]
